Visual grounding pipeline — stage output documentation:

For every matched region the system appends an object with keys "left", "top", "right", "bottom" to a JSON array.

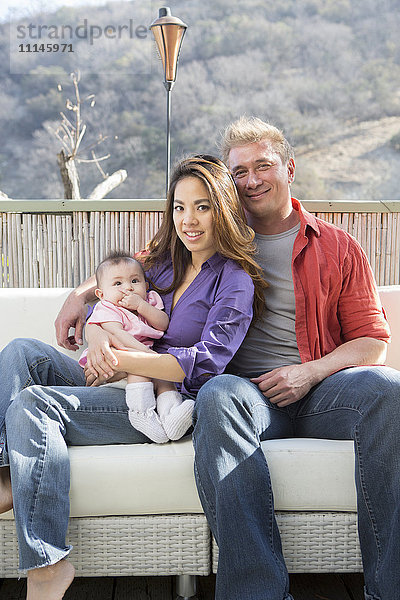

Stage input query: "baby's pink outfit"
[
  {"left": 78, "top": 291, "right": 164, "bottom": 367},
  {"left": 78, "top": 291, "right": 193, "bottom": 444}
]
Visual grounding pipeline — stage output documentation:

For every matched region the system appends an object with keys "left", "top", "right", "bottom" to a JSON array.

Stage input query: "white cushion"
[
  {"left": 70, "top": 437, "right": 357, "bottom": 514},
  {"left": 0, "top": 437, "right": 356, "bottom": 520},
  {"left": 263, "top": 438, "right": 356, "bottom": 510}
]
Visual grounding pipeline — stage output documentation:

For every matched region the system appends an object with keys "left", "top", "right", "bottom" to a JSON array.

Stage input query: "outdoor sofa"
[{"left": 1, "top": 285, "right": 399, "bottom": 598}]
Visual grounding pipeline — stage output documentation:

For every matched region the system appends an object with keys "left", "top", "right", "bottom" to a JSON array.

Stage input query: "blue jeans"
[
  {"left": 192, "top": 369, "right": 400, "bottom": 600},
  {"left": 0, "top": 338, "right": 154, "bottom": 571}
]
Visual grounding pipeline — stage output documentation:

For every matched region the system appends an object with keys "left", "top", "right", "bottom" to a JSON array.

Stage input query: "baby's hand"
[{"left": 119, "top": 292, "right": 143, "bottom": 312}]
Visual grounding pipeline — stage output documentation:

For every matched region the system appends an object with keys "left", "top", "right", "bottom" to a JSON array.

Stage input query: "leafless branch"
[
  {"left": 88, "top": 169, "right": 127, "bottom": 200},
  {"left": 78, "top": 154, "right": 111, "bottom": 164},
  {"left": 50, "top": 70, "right": 126, "bottom": 199},
  {"left": 91, "top": 150, "right": 108, "bottom": 178}
]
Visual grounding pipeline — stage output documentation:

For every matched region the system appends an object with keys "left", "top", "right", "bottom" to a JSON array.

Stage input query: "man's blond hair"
[{"left": 220, "top": 116, "right": 294, "bottom": 165}]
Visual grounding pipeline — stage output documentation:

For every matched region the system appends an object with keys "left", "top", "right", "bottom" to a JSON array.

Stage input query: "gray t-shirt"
[{"left": 229, "top": 224, "right": 301, "bottom": 376}]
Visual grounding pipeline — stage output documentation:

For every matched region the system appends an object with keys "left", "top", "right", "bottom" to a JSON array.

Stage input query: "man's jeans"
[
  {"left": 193, "top": 370, "right": 400, "bottom": 600},
  {"left": 0, "top": 338, "right": 151, "bottom": 571}
]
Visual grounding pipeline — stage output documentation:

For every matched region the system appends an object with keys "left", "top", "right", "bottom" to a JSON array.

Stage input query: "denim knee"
[
  {"left": 5, "top": 385, "right": 67, "bottom": 431},
  {"left": 351, "top": 366, "right": 400, "bottom": 416},
  {"left": 193, "top": 374, "right": 252, "bottom": 426},
  {"left": 3, "top": 337, "right": 40, "bottom": 352},
  {"left": 1, "top": 337, "right": 47, "bottom": 366},
  {"left": 2, "top": 337, "right": 28, "bottom": 359},
  {"left": 358, "top": 365, "right": 400, "bottom": 389},
  {"left": 5, "top": 386, "right": 37, "bottom": 426}
]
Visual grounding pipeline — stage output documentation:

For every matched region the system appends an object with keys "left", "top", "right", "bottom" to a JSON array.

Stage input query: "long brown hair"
[{"left": 144, "top": 155, "right": 267, "bottom": 320}]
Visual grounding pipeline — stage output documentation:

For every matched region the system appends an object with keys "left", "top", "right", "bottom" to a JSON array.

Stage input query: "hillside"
[
  {"left": 0, "top": 0, "right": 399, "bottom": 200},
  {"left": 294, "top": 116, "right": 400, "bottom": 200}
]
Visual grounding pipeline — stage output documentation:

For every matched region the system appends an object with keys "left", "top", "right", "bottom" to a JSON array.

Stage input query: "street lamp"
[{"left": 150, "top": 7, "right": 187, "bottom": 195}]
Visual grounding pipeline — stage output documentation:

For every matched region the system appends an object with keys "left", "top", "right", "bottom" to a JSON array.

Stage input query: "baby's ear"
[
  {"left": 145, "top": 281, "right": 149, "bottom": 290},
  {"left": 95, "top": 288, "right": 103, "bottom": 300}
]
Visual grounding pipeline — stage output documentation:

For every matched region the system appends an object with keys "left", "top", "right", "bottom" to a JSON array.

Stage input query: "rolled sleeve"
[
  {"left": 338, "top": 243, "right": 391, "bottom": 343},
  {"left": 168, "top": 273, "right": 254, "bottom": 391},
  {"left": 147, "top": 290, "right": 164, "bottom": 310}
]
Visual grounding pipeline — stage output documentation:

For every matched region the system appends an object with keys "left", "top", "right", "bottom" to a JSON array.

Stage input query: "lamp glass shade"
[{"left": 151, "top": 23, "right": 186, "bottom": 83}]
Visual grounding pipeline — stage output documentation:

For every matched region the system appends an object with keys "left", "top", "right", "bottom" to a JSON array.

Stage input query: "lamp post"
[{"left": 150, "top": 7, "right": 187, "bottom": 196}]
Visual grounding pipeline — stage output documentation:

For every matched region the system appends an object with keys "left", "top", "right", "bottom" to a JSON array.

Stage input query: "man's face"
[{"left": 228, "top": 140, "right": 295, "bottom": 227}]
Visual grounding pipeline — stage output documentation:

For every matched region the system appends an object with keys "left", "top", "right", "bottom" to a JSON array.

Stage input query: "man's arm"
[
  {"left": 54, "top": 275, "right": 97, "bottom": 350},
  {"left": 252, "top": 337, "right": 387, "bottom": 408}
]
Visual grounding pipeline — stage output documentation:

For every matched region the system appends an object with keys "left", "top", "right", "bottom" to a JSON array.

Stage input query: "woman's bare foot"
[
  {"left": 27, "top": 559, "right": 75, "bottom": 600},
  {"left": 0, "top": 466, "right": 13, "bottom": 513}
]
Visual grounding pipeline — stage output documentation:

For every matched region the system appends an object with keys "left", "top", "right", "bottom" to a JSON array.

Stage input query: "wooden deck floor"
[{"left": 0, "top": 573, "right": 365, "bottom": 599}]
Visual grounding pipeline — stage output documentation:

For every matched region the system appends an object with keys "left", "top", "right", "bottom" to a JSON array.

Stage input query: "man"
[{"left": 190, "top": 117, "right": 400, "bottom": 600}]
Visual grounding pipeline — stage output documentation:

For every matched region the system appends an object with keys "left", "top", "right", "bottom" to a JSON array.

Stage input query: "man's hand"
[
  {"left": 118, "top": 292, "right": 144, "bottom": 312},
  {"left": 251, "top": 363, "right": 318, "bottom": 408},
  {"left": 54, "top": 275, "right": 97, "bottom": 350},
  {"left": 55, "top": 294, "right": 87, "bottom": 351}
]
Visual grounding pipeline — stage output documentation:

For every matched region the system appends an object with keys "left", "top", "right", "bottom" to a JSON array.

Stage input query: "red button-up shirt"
[{"left": 292, "top": 198, "right": 390, "bottom": 363}]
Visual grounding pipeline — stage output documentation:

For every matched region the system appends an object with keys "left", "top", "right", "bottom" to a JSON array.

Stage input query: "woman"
[{"left": 0, "top": 155, "right": 266, "bottom": 600}]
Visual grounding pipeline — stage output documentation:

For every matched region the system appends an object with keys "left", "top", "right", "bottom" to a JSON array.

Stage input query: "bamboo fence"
[
  {"left": 1, "top": 210, "right": 164, "bottom": 288},
  {"left": 1, "top": 202, "right": 400, "bottom": 288},
  {"left": 313, "top": 211, "right": 400, "bottom": 288}
]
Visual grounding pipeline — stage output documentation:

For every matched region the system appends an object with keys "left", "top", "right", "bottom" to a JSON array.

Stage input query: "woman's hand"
[
  {"left": 84, "top": 365, "right": 128, "bottom": 387},
  {"left": 85, "top": 324, "right": 125, "bottom": 380}
]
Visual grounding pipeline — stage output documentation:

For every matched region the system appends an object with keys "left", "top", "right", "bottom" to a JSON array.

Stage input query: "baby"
[{"left": 79, "top": 251, "right": 194, "bottom": 443}]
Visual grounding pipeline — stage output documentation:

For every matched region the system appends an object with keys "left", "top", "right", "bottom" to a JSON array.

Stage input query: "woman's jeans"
[
  {"left": 193, "top": 370, "right": 400, "bottom": 600},
  {"left": 0, "top": 338, "right": 152, "bottom": 571}
]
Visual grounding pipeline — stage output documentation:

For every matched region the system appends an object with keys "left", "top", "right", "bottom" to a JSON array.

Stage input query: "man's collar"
[{"left": 292, "top": 197, "right": 321, "bottom": 237}]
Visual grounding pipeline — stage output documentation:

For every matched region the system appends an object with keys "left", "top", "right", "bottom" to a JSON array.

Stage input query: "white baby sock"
[
  {"left": 157, "top": 391, "right": 195, "bottom": 441},
  {"left": 126, "top": 382, "right": 168, "bottom": 444},
  {"left": 156, "top": 390, "right": 183, "bottom": 419}
]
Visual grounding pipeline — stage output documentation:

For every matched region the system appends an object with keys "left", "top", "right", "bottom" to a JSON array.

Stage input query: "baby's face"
[{"left": 97, "top": 261, "right": 147, "bottom": 306}]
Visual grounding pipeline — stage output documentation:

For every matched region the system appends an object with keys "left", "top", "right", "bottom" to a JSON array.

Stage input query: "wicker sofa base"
[
  {"left": 0, "top": 514, "right": 211, "bottom": 578},
  {"left": 212, "top": 512, "right": 363, "bottom": 573}
]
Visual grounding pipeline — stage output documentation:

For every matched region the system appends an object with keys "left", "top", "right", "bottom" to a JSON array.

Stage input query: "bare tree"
[{"left": 51, "top": 72, "right": 127, "bottom": 200}]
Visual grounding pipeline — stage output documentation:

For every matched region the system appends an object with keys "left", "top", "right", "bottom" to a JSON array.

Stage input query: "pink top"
[{"left": 78, "top": 291, "right": 165, "bottom": 367}]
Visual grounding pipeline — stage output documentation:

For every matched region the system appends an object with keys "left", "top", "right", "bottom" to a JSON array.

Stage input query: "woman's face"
[{"left": 172, "top": 176, "right": 216, "bottom": 263}]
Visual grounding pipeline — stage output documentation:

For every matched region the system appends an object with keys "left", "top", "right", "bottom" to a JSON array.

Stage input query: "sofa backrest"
[
  {"left": 0, "top": 288, "right": 79, "bottom": 358},
  {"left": 0, "top": 286, "right": 399, "bottom": 370}
]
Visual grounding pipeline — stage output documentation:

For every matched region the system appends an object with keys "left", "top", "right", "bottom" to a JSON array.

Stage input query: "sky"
[{"left": 0, "top": 0, "right": 114, "bottom": 22}]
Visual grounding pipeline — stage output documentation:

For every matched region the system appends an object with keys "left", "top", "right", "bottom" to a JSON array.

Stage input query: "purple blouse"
[{"left": 147, "top": 253, "right": 254, "bottom": 395}]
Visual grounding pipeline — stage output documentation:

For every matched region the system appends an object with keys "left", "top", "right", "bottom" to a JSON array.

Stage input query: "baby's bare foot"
[
  {"left": 0, "top": 466, "right": 13, "bottom": 514},
  {"left": 27, "top": 559, "right": 75, "bottom": 600}
]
